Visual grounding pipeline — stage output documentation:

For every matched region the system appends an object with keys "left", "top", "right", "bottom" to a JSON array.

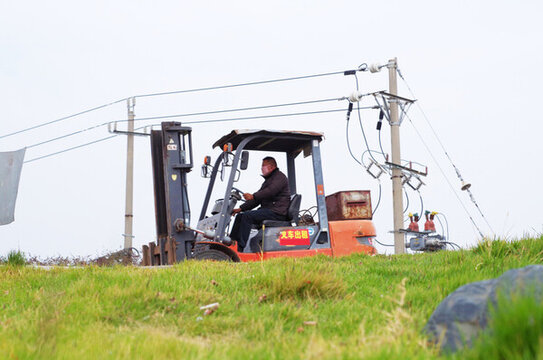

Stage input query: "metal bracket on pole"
[
  {"left": 372, "top": 91, "right": 415, "bottom": 126},
  {"left": 365, "top": 157, "right": 386, "bottom": 179},
  {"left": 401, "top": 172, "right": 425, "bottom": 191},
  {"left": 108, "top": 121, "right": 151, "bottom": 136},
  {"left": 384, "top": 161, "right": 428, "bottom": 176}
]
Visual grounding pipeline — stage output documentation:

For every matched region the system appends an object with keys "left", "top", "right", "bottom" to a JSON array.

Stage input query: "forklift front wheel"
[{"left": 193, "top": 245, "right": 232, "bottom": 261}]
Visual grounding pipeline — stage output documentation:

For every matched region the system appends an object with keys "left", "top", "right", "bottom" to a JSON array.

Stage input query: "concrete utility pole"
[
  {"left": 123, "top": 97, "right": 136, "bottom": 249},
  {"left": 388, "top": 58, "right": 405, "bottom": 254}
]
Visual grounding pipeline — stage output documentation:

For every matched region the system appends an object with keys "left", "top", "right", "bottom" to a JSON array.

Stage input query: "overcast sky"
[{"left": 1, "top": 0, "right": 542, "bottom": 258}]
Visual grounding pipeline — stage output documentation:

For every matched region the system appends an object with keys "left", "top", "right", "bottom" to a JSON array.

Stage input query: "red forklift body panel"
[{"left": 329, "top": 220, "right": 377, "bottom": 257}]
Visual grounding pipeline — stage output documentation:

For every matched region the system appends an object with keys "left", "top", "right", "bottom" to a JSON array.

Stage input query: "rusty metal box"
[{"left": 325, "top": 190, "right": 372, "bottom": 221}]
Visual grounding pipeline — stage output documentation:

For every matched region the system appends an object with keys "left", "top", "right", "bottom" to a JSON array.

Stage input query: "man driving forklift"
[{"left": 230, "top": 156, "right": 290, "bottom": 251}]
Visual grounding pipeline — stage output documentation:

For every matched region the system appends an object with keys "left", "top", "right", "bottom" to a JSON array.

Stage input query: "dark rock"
[
  {"left": 489, "top": 265, "right": 543, "bottom": 308},
  {"left": 425, "top": 265, "right": 543, "bottom": 352},
  {"left": 425, "top": 279, "right": 496, "bottom": 352}
]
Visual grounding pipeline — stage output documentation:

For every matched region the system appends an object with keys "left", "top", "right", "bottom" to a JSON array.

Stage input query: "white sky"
[{"left": 1, "top": 0, "right": 542, "bottom": 258}]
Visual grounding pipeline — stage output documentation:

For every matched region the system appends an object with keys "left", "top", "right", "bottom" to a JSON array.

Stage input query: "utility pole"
[
  {"left": 123, "top": 97, "right": 136, "bottom": 249},
  {"left": 388, "top": 58, "right": 405, "bottom": 254}
]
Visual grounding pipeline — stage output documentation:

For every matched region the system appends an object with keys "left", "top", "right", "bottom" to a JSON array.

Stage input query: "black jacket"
[{"left": 240, "top": 168, "right": 290, "bottom": 216}]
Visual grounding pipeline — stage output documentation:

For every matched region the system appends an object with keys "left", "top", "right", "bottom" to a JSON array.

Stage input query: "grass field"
[{"left": 1, "top": 236, "right": 542, "bottom": 359}]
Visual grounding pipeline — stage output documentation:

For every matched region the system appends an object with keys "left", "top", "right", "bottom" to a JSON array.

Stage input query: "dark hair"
[{"left": 262, "top": 156, "right": 277, "bottom": 167}]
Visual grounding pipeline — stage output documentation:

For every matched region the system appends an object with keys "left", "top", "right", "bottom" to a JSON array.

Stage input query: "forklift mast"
[{"left": 149, "top": 122, "right": 194, "bottom": 263}]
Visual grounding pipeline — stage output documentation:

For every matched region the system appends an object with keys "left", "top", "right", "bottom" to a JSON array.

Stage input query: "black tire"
[{"left": 193, "top": 245, "right": 232, "bottom": 261}]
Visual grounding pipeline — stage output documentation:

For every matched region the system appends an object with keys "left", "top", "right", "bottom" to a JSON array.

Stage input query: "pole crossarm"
[
  {"left": 375, "top": 91, "right": 416, "bottom": 104},
  {"left": 108, "top": 122, "right": 151, "bottom": 137},
  {"left": 372, "top": 91, "right": 416, "bottom": 126},
  {"left": 110, "top": 130, "right": 150, "bottom": 137},
  {"left": 384, "top": 161, "right": 428, "bottom": 176}
]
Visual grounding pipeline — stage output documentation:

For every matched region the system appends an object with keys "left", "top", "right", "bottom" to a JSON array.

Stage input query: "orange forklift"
[{"left": 142, "top": 122, "right": 376, "bottom": 265}]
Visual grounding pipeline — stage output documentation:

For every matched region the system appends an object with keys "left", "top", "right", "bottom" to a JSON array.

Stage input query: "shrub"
[{"left": 6, "top": 250, "right": 26, "bottom": 266}]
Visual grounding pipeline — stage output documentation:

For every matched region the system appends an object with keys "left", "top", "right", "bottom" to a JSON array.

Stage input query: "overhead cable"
[
  {"left": 3, "top": 68, "right": 352, "bottom": 140},
  {"left": 436, "top": 213, "right": 450, "bottom": 241},
  {"left": 0, "top": 98, "right": 127, "bottom": 140},
  {"left": 435, "top": 215, "right": 446, "bottom": 238},
  {"left": 26, "top": 122, "right": 111, "bottom": 149},
  {"left": 373, "top": 180, "right": 382, "bottom": 215},
  {"left": 121, "top": 98, "right": 352, "bottom": 124},
  {"left": 25, "top": 97, "right": 348, "bottom": 149},
  {"left": 378, "top": 123, "right": 387, "bottom": 161},
  {"left": 416, "top": 190, "right": 424, "bottom": 218},
  {"left": 182, "top": 107, "right": 375, "bottom": 126},
  {"left": 444, "top": 241, "right": 462, "bottom": 250},
  {"left": 403, "top": 112, "right": 485, "bottom": 238},
  {"left": 345, "top": 112, "right": 362, "bottom": 166},
  {"left": 403, "top": 190, "right": 410, "bottom": 213},
  {"left": 24, "top": 134, "right": 119, "bottom": 164},
  {"left": 134, "top": 70, "right": 348, "bottom": 98},
  {"left": 397, "top": 68, "right": 494, "bottom": 236},
  {"left": 373, "top": 237, "right": 395, "bottom": 247},
  {"left": 353, "top": 74, "right": 380, "bottom": 165},
  {"left": 24, "top": 106, "right": 374, "bottom": 163}
]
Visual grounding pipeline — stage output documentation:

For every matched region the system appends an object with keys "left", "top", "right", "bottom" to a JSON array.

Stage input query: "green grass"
[
  {"left": 1, "top": 236, "right": 542, "bottom": 359},
  {"left": 1, "top": 250, "right": 26, "bottom": 266}
]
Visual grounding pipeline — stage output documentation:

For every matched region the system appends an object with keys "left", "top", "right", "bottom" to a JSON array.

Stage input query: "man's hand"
[
  {"left": 232, "top": 208, "right": 242, "bottom": 215},
  {"left": 243, "top": 193, "right": 254, "bottom": 201}
]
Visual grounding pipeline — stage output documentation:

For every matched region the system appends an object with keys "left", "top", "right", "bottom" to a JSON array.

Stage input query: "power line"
[
  {"left": 404, "top": 111, "right": 485, "bottom": 238},
  {"left": 134, "top": 70, "right": 348, "bottom": 98},
  {"left": 25, "top": 97, "right": 347, "bottom": 150},
  {"left": 416, "top": 190, "right": 424, "bottom": 218},
  {"left": 121, "top": 97, "right": 349, "bottom": 124},
  {"left": 23, "top": 106, "right": 375, "bottom": 163},
  {"left": 373, "top": 180, "right": 382, "bottom": 215},
  {"left": 26, "top": 122, "right": 111, "bottom": 149},
  {"left": 345, "top": 114, "right": 362, "bottom": 166},
  {"left": 353, "top": 74, "right": 380, "bottom": 165},
  {"left": 397, "top": 67, "right": 494, "bottom": 236},
  {"left": 373, "top": 237, "right": 395, "bottom": 247},
  {"left": 24, "top": 134, "right": 118, "bottom": 164},
  {"left": 435, "top": 214, "right": 445, "bottom": 237},
  {"left": 0, "top": 98, "right": 127, "bottom": 140},
  {"left": 3, "top": 68, "right": 353, "bottom": 141},
  {"left": 436, "top": 213, "right": 450, "bottom": 241},
  {"left": 444, "top": 241, "right": 462, "bottom": 250},
  {"left": 183, "top": 107, "right": 375, "bottom": 125},
  {"left": 404, "top": 189, "right": 410, "bottom": 213}
]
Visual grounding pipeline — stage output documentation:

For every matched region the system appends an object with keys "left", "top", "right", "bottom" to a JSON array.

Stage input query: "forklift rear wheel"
[{"left": 193, "top": 247, "right": 232, "bottom": 261}]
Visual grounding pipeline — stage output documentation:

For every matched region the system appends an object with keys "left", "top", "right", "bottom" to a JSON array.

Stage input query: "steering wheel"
[{"left": 231, "top": 187, "right": 246, "bottom": 201}]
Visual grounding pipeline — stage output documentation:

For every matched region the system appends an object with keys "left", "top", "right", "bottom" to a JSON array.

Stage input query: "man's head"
[{"left": 261, "top": 156, "right": 277, "bottom": 176}]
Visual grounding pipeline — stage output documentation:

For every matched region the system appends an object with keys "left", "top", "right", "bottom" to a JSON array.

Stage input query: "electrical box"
[
  {"left": 406, "top": 235, "right": 447, "bottom": 252},
  {"left": 325, "top": 190, "right": 372, "bottom": 221}
]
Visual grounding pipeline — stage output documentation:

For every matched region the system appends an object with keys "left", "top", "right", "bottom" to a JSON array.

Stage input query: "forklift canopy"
[{"left": 212, "top": 129, "right": 324, "bottom": 155}]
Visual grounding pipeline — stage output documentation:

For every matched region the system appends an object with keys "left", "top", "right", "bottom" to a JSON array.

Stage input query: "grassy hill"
[{"left": 1, "top": 236, "right": 542, "bottom": 359}]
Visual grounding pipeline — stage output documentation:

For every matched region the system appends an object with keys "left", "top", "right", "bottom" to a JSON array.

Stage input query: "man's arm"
[{"left": 240, "top": 198, "right": 260, "bottom": 212}]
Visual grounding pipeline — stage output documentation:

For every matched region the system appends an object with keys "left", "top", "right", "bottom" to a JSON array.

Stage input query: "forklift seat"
[{"left": 262, "top": 194, "right": 302, "bottom": 227}]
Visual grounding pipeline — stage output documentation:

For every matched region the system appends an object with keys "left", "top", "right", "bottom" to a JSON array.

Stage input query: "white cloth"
[{"left": 0, "top": 148, "right": 25, "bottom": 225}]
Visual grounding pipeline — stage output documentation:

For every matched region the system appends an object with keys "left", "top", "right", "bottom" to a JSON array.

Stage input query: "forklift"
[{"left": 142, "top": 122, "right": 377, "bottom": 265}]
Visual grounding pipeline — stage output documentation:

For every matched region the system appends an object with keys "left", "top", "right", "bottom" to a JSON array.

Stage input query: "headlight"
[{"left": 355, "top": 236, "right": 375, "bottom": 246}]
